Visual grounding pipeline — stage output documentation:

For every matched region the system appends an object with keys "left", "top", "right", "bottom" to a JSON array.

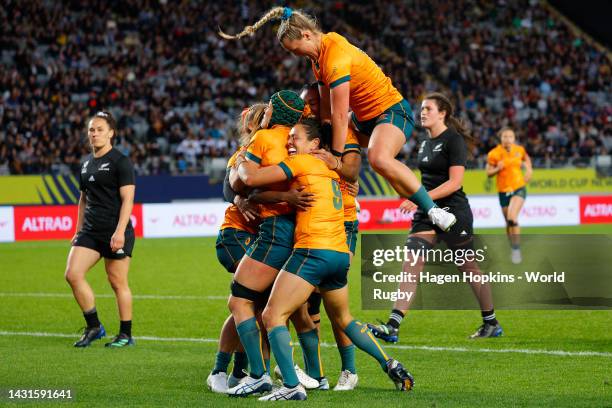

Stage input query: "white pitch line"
[
  {"left": 0, "top": 292, "right": 226, "bottom": 300},
  {"left": 0, "top": 331, "right": 610, "bottom": 358}
]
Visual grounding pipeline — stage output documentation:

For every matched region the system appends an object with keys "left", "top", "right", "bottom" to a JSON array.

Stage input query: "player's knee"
[
  {"left": 261, "top": 305, "right": 280, "bottom": 330},
  {"left": 367, "top": 148, "right": 391, "bottom": 175},
  {"left": 64, "top": 267, "right": 81, "bottom": 286}
]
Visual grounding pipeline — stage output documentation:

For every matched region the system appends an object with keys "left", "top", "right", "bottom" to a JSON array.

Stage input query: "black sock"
[
  {"left": 120, "top": 320, "right": 132, "bottom": 337},
  {"left": 83, "top": 307, "right": 101, "bottom": 328},
  {"left": 386, "top": 309, "right": 405, "bottom": 329},
  {"left": 481, "top": 310, "right": 498, "bottom": 326}
]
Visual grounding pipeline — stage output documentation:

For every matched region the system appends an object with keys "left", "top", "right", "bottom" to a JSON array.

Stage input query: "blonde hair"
[
  {"left": 219, "top": 7, "right": 320, "bottom": 43},
  {"left": 239, "top": 103, "right": 267, "bottom": 146}
]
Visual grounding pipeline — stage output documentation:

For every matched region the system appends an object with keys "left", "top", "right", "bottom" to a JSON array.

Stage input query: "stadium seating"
[{"left": 0, "top": 0, "right": 609, "bottom": 175}]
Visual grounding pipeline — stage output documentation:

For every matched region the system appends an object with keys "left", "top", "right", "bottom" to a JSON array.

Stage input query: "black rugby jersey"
[
  {"left": 416, "top": 128, "right": 469, "bottom": 208},
  {"left": 79, "top": 147, "right": 135, "bottom": 233}
]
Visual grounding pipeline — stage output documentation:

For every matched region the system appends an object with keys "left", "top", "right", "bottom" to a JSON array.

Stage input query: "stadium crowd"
[{"left": 0, "top": 0, "right": 610, "bottom": 175}]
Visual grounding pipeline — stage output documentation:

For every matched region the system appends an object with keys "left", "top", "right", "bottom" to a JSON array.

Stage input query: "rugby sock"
[
  {"left": 409, "top": 186, "right": 436, "bottom": 212},
  {"left": 83, "top": 307, "right": 100, "bottom": 328},
  {"left": 482, "top": 310, "right": 498, "bottom": 325},
  {"left": 268, "top": 326, "right": 299, "bottom": 388},
  {"left": 236, "top": 317, "right": 265, "bottom": 378},
  {"left": 232, "top": 352, "right": 248, "bottom": 378},
  {"left": 387, "top": 309, "right": 404, "bottom": 329},
  {"left": 120, "top": 320, "right": 132, "bottom": 337},
  {"left": 212, "top": 351, "right": 232, "bottom": 375},
  {"left": 344, "top": 320, "right": 389, "bottom": 370},
  {"left": 338, "top": 345, "right": 356, "bottom": 374},
  {"left": 264, "top": 358, "right": 271, "bottom": 375},
  {"left": 511, "top": 243, "right": 520, "bottom": 250},
  {"left": 297, "top": 329, "right": 323, "bottom": 379}
]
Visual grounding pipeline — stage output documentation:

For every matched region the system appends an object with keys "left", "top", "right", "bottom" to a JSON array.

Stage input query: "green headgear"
[{"left": 269, "top": 90, "right": 305, "bottom": 127}]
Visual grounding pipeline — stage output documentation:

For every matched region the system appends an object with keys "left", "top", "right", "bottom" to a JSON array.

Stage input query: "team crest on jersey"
[
  {"left": 98, "top": 162, "right": 110, "bottom": 171},
  {"left": 433, "top": 143, "right": 443, "bottom": 152},
  {"left": 81, "top": 160, "right": 89, "bottom": 173}
]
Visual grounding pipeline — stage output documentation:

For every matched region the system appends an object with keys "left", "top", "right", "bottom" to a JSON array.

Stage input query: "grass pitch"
[{"left": 1, "top": 225, "right": 610, "bottom": 407}]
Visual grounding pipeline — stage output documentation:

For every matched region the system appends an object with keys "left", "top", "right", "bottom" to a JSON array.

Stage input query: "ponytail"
[
  {"left": 219, "top": 7, "right": 320, "bottom": 43},
  {"left": 423, "top": 92, "right": 477, "bottom": 159}
]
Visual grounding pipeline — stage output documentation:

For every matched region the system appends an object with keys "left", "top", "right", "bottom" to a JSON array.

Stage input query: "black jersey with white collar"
[
  {"left": 416, "top": 128, "right": 469, "bottom": 208},
  {"left": 79, "top": 148, "right": 135, "bottom": 233}
]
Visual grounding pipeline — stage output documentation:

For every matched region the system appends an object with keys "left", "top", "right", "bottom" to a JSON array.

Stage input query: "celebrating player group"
[{"left": 65, "top": 5, "right": 532, "bottom": 402}]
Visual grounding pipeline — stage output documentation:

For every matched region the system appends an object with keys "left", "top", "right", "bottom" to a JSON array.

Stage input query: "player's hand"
[
  {"left": 234, "top": 196, "right": 258, "bottom": 221},
  {"left": 399, "top": 199, "right": 417, "bottom": 214},
  {"left": 110, "top": 231, "right": 125, "bottom": 252},
  {"left": 497, "top": 161, "right": 505, "bottom": 170},
  {"left": 284, "top": 186, "right": 315, "bottom": 211},
  {"left": 524, "top": 169, "right": 533, "bottom": 183},
  {"left": 312, "top": 149, "right": 337, "bottom": 170},
  {"left": 346, "top": 181, "right": 359, "bottom": 197},
  {"left": 233, "top": 149, "right": 247, "bottom": 168}
]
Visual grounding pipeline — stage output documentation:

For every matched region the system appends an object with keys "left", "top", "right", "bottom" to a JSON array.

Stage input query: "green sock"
[
  {"left": 409, "top": 186, "right": 436, "bottom": 212},
  {"left": 264, "top": 358, "right": 271, "bottom": 374},
  {"left": 212, "top": 351, "right": 232, "bottom": 374},
  {"left": 344, "top": 320, "right": 389, "bottom": 370},
  {"left": 297, "top": 329, "right": 323, "bottom": 379},
  {"left": 236, "top": 317, "right": 265, "bottom": 378},
  {"left": 232, "top": 351, "right": 248, "bottom": 378},
  {"left": 338, "top": 345, "right": 356, "bottom": 374},
  {"left": 268, "top": 326, "right": 299, "bottom": 388}
]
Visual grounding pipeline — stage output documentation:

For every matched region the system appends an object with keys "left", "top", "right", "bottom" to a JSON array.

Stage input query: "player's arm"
[
  {"left": 318, "top": 83, "right": 331, "bottom": 123},
  {"left": 223, "top": 168, "right": 238, "bottom": 203},
  {"left": 428, "top": 166, "right": 464, "bottom": 200},
  {"left": 522, "top": 152, "right": 533, "bottom": 183},
  {"left": 72, "top": 192, "right": 86, "bottom": 243},
  {"left": 249, "top": 188, "right": 314, "bottom": 211},
  {"left": 237, "top": 161, "right": 287, "bottom": 187},
  {"left": 111, "top": 184, "right": 135, "bottom": 252},
  {"left": 330, "top": 82, "right": 350, "bottom": 155},
  {"left": 486, "top": 154, "right": 503, "bottom": 176}
]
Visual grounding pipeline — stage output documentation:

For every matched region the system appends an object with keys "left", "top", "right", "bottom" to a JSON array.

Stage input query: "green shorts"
[
  {"left": 246, "top": 215, "right": 295, "bottom": 270},
  {"left": 351, "top": 99, "right": 415, "bottom": 142},
  {"left": 498, "top": 186, "right": 527, "bottom": 208},
  {"left": 344, "top": 220, "right": 359, "bottom": 254},
  {"left": 215, "top": 228, "right": 256, "bottom": 273},
  {"left": 283, "top": 249, "right": 350, "bottom": 290}
]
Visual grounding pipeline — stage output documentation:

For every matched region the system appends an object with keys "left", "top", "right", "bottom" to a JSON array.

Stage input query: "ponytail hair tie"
[{"left": 282, "top": 7, "right": 293, "bottom": 21}]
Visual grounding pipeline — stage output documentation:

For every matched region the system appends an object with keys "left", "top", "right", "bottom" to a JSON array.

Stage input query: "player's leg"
[
  {"left": 368, "top": 232, "right": 436, "bottom": 343},
  {"left": 321, "top": 285, "right": 414, "bottom": 391},
  {"left": 367, "top": 116, "right": 455, "bottom": 231},
  {"left": 330, "top": 320, "right": 358, "bottom": 391},
  {"left": 104, "top": 256, "right": 134, "bottom": 347},
  {"left": 258, "top": 270, "right": 314, "bottom": 400},
  {"left": 507, "top": 192, "right": 525, "bottom": 264},
  {"left": 288, "top": 303, "right": 325, "bottom": 388},
  {"left": 228, "top": 256, "right": 278, "bottom": 381},
  {"left": 64, "top": 244, "right": 104, "bottom": 347}
]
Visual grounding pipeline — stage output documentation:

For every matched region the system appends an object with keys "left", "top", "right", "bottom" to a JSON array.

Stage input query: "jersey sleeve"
[
  {"left": 343, "top": 128, "right": 362, "bottom": 155},
  {"left": 116, "top": 155, "right": 135, "bottom": 187},
  {"left": 246, "top": 132, "right": 266, "bottom": 164},
  {"left": 278, "top": 155, "right": 310, "bottom": 180},
  {"left": 447, "top": 134, "right": 467, "bottom": 167},
  {"left": 322, "top": 46, "right": 352, "bottom": 89},
  {"left": 487, "top": 148, "right": 499, "bottom": 166}
]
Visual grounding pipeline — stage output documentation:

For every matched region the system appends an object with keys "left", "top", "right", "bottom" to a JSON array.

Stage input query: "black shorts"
[
  {"left": 411, "top": 205, "right": 473, "bottom": 249},
  {"left": 73, "top": 230, "right": 135, "bottom": 259}
]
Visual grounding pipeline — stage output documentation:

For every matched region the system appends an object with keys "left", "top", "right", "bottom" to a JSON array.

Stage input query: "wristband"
[{"left": 331, "top": 149, "right": 342, "bottom": 157}]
